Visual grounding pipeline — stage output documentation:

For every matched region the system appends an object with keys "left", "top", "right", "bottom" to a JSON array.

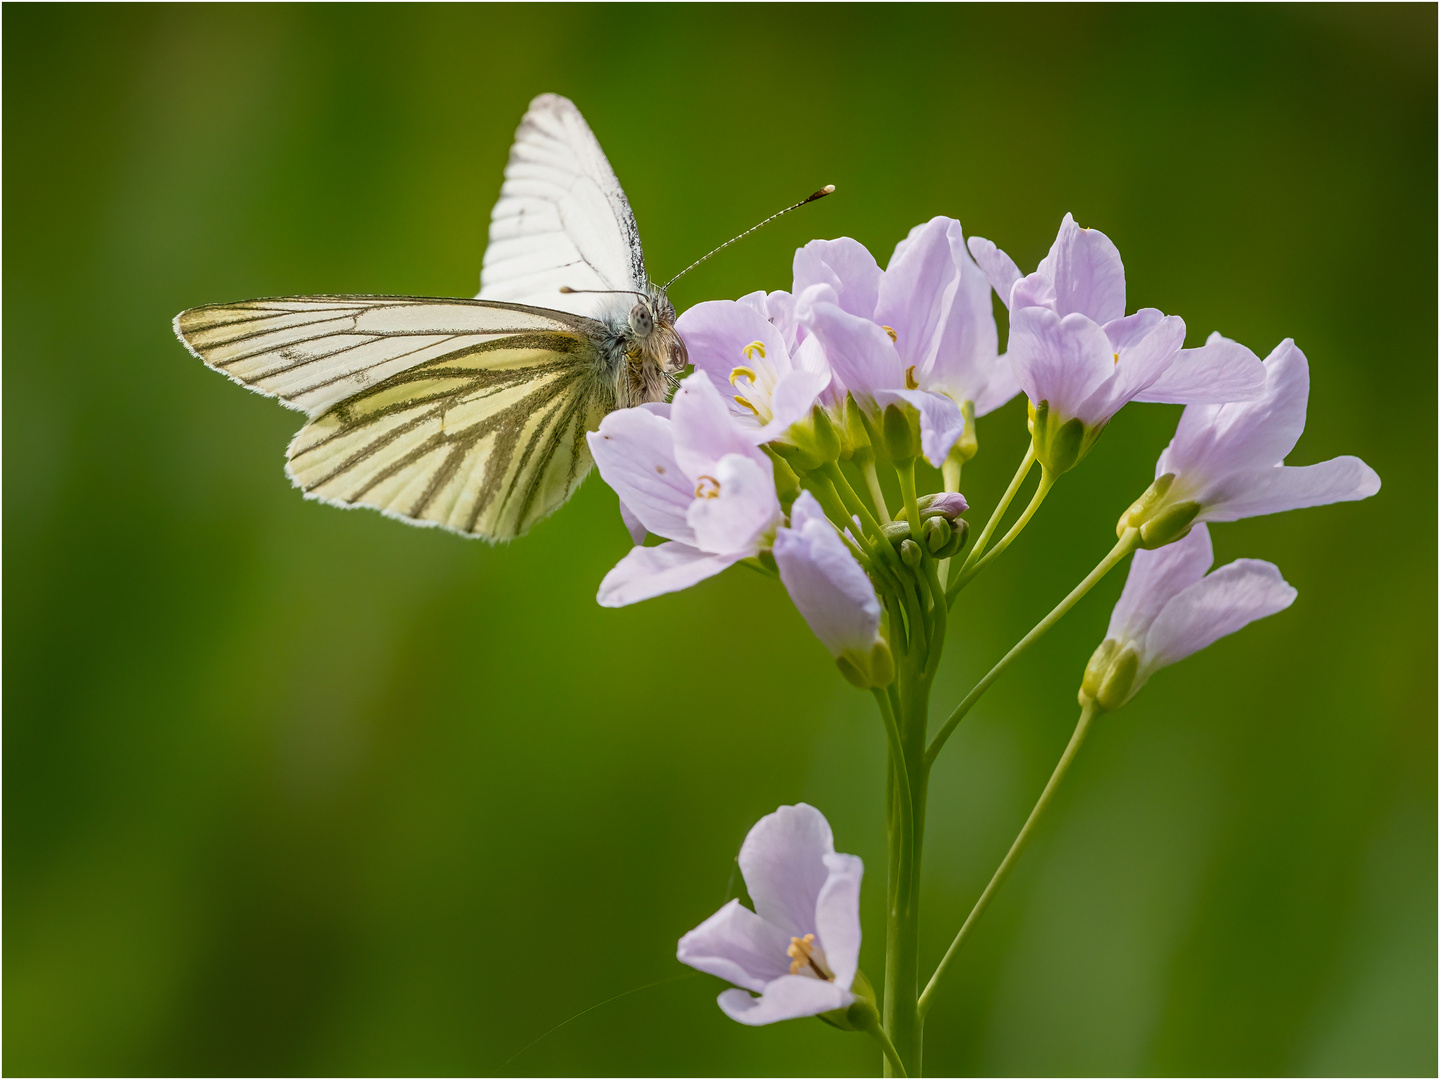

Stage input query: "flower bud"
[
  {"left": 835, "top": 640, "right": 895, "bottom": 690},
  {"left": 1079, "top": 637, "right": 1139, "bottom": 712},
  {"left": 917, "top": 491, "right": 969, "bottom": 520},
  {"left": 882, "top": 402, "right": 921, "bottom": 462},
  {"left": 1029, "top": 399, "right": 1102, "bottom": 476},
  {"left": 934, "top": 516, "right": 969, "bottom": 559},
  {"left": 921, "top": 515, "right": 951, "bottom": 555},
  {"left": 899, "top": 538, "right": 923, "bottom": 568}
]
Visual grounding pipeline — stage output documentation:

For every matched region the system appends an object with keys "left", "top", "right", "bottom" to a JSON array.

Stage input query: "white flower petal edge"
[
  {"left": 588, "top": 372, "right": 782, "bottom": 606},
  {"left": 677, "top": 804, "right": 862, "bottom": 1026},
  {"left": 774, "top": 491, "right": 882, "bottom": 658},
  {"left": 596, "top": 544, "right": 746, "bottom": 608},
  {"left": 1097, "top": 524, "right": 1297, "bottom": 705},
  {"left": 1155, "top": 338, "right": 1381, "bottom": 523}
]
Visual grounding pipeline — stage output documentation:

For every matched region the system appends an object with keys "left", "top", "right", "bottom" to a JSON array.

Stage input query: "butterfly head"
[{"left": 630, "top": 290, "right": 688, "bottom": 376}]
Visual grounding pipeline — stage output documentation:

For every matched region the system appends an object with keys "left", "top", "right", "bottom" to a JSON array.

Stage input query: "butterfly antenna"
[
  {"left": 557, "top": 287, "right": 651, "bottom": 300},
  {"left": 662, "top": 184, "right": 836, "bottom": 290}
]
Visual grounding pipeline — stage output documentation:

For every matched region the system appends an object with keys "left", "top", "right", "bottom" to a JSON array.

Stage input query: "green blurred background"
[{"left": 5, "top": 4, "right": 1435, "bottom": 1076}]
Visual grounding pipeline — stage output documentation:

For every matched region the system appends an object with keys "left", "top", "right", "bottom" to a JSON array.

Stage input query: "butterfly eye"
[{"left": 628, "top": 304, "right": 654, "bottom": 337}]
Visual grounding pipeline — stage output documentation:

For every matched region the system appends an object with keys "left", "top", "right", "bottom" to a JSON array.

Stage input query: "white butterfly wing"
[
  {"left": 175, "top": 296, "right": 592, "bottom": 416},
  {"left": 479, "top": 93, "right": 647, "bottom": 320},
  {"left": 176, "top": 296, "right": 611, "bottom": 540}
]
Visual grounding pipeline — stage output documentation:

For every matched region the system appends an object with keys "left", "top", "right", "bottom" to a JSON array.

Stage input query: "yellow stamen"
[
  {"left": 733, "top": 396, "right": 759, "bottom": 415},
  {"left": 729, "top": 365, "right": 757, "bottom": 387},
  {"left": 1114, "top": 352, "right": 1120, "bottom": 365},
  {"left": 786, "top": 934, "right": 834, "bottom": 980},
  {"left": 742, "top": 340, "right": 767, "bottom": 361},
  {"left": 905, "top": 365, "right": 919, "bottom": 390},
  {"left": 694, "top": 475, "right": 721, "bottom": 499},
  {"left": 882, "top": 325, "right": 898, "bottom": 343}
]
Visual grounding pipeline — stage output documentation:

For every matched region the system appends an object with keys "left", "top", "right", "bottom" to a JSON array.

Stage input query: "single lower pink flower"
[{"left": 677, "top": 804, "right": 863, "bottom": 1026}]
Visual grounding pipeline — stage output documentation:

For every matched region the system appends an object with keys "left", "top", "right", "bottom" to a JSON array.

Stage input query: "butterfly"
[{"left": 174, "top": 93, "right": 689, "bottom": 541}]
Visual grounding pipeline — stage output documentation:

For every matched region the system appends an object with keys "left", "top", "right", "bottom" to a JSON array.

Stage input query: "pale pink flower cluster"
[{"left": 584, "top": 213, "right": 1381, "bottom": 1028}]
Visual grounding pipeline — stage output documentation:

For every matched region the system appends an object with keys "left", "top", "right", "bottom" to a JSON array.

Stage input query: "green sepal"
[
  {"left": 1029, "top": 399, "right": 1103, "bottom": 475},
  {"left": 841, "top": 393, "right": 873, "bottom": 461},
  {"left": 1138, "top": 500, "right": 1201, "bottom": 548},
  {"left": 817, "top": 969, "right": 880, "bottom": 1032},
  {"left": 836, "top": 642, "right": 895, "bottom": 690},
  {"left": 764, "top": 445, "right": 803, "bottom": 507},
  {"left": 1116, "top": 472, "right": 1176, "bottom": 535},
  {"left": 1079, "top": 637, "right": 1138, "bottom": 711},
  {"left": 780, "top": 406, "right": 843, "bottom": 470},
  {"left": 882, "top": 402, "right": 921, "bottom": 462}
]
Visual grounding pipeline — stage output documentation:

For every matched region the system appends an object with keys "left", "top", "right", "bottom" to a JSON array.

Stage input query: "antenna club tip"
[
  {"left": 808, "top": 184, "right": 836, "bottom": 201},
  {"left": 558, "top": 286, "right": 575, "bottom": 293}
]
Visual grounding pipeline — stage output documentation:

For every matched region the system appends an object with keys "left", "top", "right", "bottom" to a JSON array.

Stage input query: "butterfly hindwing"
[{"left": 176, "top": 296, "right": 613, "bottom": 540}]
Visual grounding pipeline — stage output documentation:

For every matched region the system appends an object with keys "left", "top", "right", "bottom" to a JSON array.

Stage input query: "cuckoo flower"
[
  {"left": 674, "top": 297, "right": 831, "bottom": 443},
  {"left": 677, "top": 804, "right": 864, "bottom": 1026},
  {"left": 1118, "top": 338, "right": 1382, "bottom": 547},
  {"left": 1081, "top": 524, "right": 1297, "bottom": 711},
  {"left": 794, "top": 219, "right": 1016, "bottom": 464},
  {"left": 968, "top": 214, "right": 1265, "bottom": 472},
  {"left": 588, "top": 373, "right": 781, "bottom": 606},
  {"left": 773, "top": 492, "right": 893, "bottom": 689}
]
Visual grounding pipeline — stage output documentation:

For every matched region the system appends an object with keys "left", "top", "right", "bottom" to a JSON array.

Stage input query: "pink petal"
[
  {"left": 1144, "top": 558, "right": 1296, "bottom": 670},
  {"left": 966, "top": 235, "right": 1023, "bottom": 310},
  {"left": 587, "top": 413, "right": 695, "bottom": 544},
  {"left": 1007, "top": 306, "right": 1117, "bottom": 418},
  {"left": 1049, "top": 213, "right": 1127, "bottom": 325},
  {"left": 1197, "top": 458, "right": 1382, "bottom": 523},
  {"left": 774, "top": 492, "right": 880, "bottom": 657},
  {"left": 686, "top": 453, "right": 779, "bottom": 556},
  {"left": 793, "top": 237, "right": 882, "bottom": 318},
  {"left": 595, "top": 542, "right": 743, "bottom": 607},
  {"left": 670, "top": 371, "right": 768, "bottom": 480},
  {"left": 677, "top": 899, "right": 792, "bottom": 993},
  {"left": 801, "top": 301, "right": 904, "bottom": 396},
  {"left": 1107, "top": 524, "right": 1213, "bottom": 644},
  {"left": 1160, "top": 339, "right": 1311, "bottom": 481},
  {"left": 738, "top": 804, "right": 836, "bottom": 939},
  {"left": 1133, "top": 331, "right": 1266, "bottom": 406},
  {"left": 718, "top": 975, "right": 852, "bottom": 1026}
]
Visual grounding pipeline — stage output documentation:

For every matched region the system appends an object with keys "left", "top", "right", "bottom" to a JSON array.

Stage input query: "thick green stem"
[
  {"left": 878, "top": 546, "right": 946, "bottom": 1076},
  {"left": 947, "top": 467, "right": 1057, "bottom": 599},
  {"left": 926, "top": 529, "right": 1139, "bottom": 767},
  {"left": 883, "top": 670, "right": 929, "bottom": 1077},
  {"left": 919, "top": 700, "right": 1100, "bottom": 1016}
]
